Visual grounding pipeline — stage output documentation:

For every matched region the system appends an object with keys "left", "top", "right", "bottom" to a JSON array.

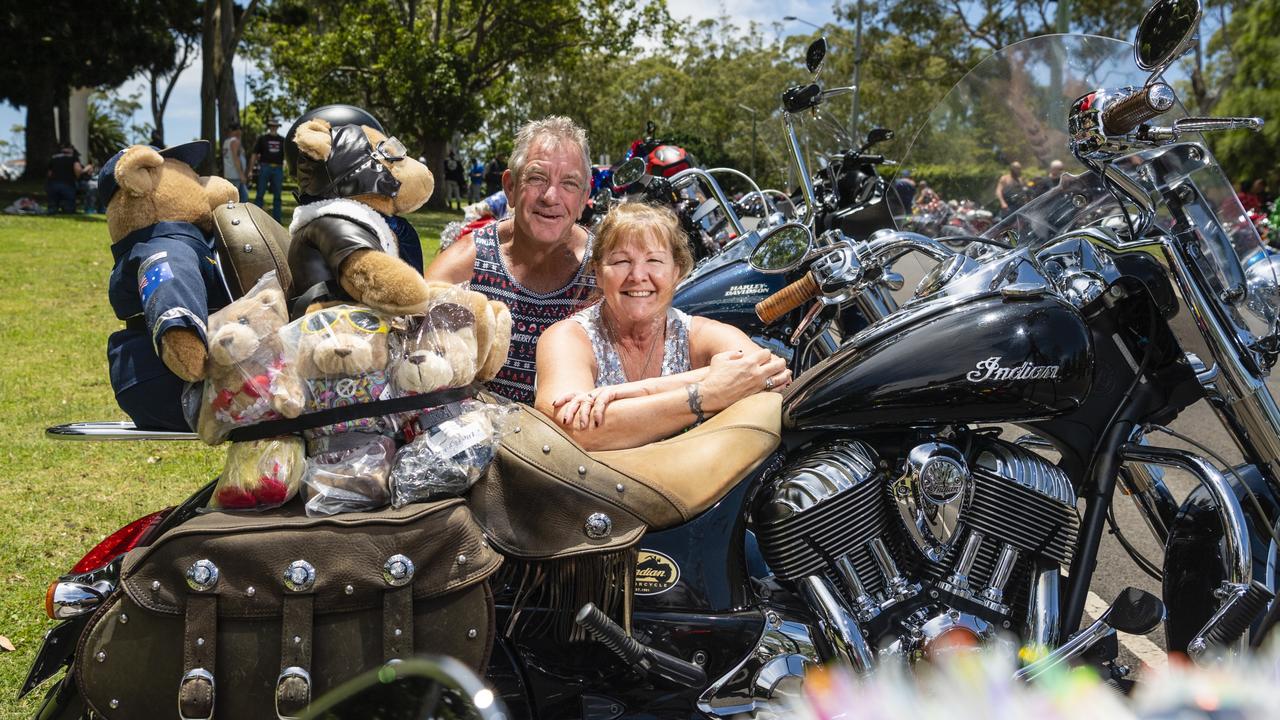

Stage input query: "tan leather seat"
[
  {"left": 592, "top": 391, "right": 782, "bottom": 522},
  {"left": 470, "top": 393, "right": 782, "bottom": 560}
]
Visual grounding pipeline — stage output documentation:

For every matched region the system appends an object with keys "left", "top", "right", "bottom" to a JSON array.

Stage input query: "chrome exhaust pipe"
[
  {"left": 799, "top": 575, "right": 876, "bottom": 674},
  {"left": 1025, "top": 562, "right": 1061, "bottom": 648}
]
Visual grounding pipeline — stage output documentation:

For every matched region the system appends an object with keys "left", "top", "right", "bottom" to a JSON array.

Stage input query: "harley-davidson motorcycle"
[{"left": 22, "top": 1, "right": 1280, "bottom": 718}]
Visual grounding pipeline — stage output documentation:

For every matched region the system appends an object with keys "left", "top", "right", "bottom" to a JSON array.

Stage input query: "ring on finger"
[{"left": 764, "top": 377, "right": 775, "bottom": 391}]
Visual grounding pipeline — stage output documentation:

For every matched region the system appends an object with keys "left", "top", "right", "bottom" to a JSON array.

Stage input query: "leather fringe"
[{"left": 496, "top": 546, "right": 637, "bottom": 642}]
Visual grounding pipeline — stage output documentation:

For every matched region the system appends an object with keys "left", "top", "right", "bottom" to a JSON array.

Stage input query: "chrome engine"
[{"left": 753, "top": 436, "right": 1078, "bottom": 664}]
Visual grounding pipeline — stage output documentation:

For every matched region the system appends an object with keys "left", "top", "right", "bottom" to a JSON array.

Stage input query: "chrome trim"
[
  {"left": 697, "top": 611, "right": 817, "bottom": 717},
  {"left": 46, "top": 421, "right": 199, "bottom": 442},
  {"left": 834, "top": 555, "right": 880, "bottom": 622},
  {"left": 276, "top": 666, "right": 312, "bottom": 720},
  {"left": 783, "top": 113, "right": 818, "bottom": 227},
  {"left": 1119, "top": 444, "right": 1251, "bottom": 588},
  {"left": 667, "top": 167, "right": 747, "bottom": 237},
  {"left": 893, "top": 443, "right": 971, "bottom": 562},
  {"left": 1026, "top": 562, "right": 1062, "bottom": 648},
  {"left": 978, "top": 544, "right": 1019, "bottom": 614},
  {"left": 936, "top": 529, "right": 984, "bottom": 599},
  {"left": 1014, "top": 616, "right": 1115, "bottom": 682},
  {"left": 178, "top": 668, "right": 216, "bottom": 720},
  {"left": 47, "top": 581, "right": 107, "bottom": 620},
  {"left": 974, "top": 442, "right": 1075, "bottom": 506},
  {"left": 868, "top": 537, "right": 920, "bottom": 602},
  {"left": 798, "top": 575, "right": 876, "bottom": 673}
]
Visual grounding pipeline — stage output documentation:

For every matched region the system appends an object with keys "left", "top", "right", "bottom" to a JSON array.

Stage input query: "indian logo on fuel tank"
[
  {"left": 965, "top": 356, "right": 1061, "bottom": 383},
  {"left": 634, "top": 550, "right": 680, "bottom": 595}
]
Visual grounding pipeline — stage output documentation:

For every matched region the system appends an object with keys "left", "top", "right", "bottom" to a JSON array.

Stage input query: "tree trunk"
[
  {"left": 422, "top": 137, "right": 450, "bottom": 210},
  {"left": 216, "top": 0, "right": 241, "bottom": 139},
  {"left": 201, "top": 0, "right": 219, "bottom": 173},
  {"left": 21, "top": 69, "right": 55, "bottom": 182}
]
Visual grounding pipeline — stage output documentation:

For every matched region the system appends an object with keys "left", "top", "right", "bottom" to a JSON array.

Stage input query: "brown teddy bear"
[
  {"left": 289, "top": 304, "right": 399, "bottom": 515},
  {"left": 286, "top": 117, "right": 435, "bottom": 319},
  {"left": 102, "top": 140, "right": 239, "bottom": 431},
  {"left": 391, "top": 283, "right": 513, "bottom": 401},
  {"left": 195, "top": 273, "right": 305, "bottom": 444}
]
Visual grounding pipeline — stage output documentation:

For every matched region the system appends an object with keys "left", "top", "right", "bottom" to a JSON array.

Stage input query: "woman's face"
[
  {"left": 504, "top": 140, "right": 589, "bottom": 246},
  {"left": 599, "top": 230, "right": 680, "bottom": 328}
]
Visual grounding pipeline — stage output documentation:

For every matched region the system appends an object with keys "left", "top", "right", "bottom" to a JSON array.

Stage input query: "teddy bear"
[
  {"left": 289, "top": 304, "right": 400, "bottom": 515},
  {"left": 103, "top": 140, "right": 239, "bottom": 431},
  {"left": 195, "top": 272, "right": 305, "bottom": 444},
  {"left": 209, "top": 436, "right": 307, "bottom": 511},
  {"left": 285, "top": 115, "right": 435, "bottom": 319}
]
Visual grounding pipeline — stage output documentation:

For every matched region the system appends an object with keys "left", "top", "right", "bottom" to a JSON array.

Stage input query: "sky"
[{"left": 0, "top": 1, "right": 839, "bottom": 160}]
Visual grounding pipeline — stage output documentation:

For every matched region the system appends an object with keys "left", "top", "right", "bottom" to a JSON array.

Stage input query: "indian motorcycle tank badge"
[{"left": 634, "top": 550, "right": 681, "bottom": 596}]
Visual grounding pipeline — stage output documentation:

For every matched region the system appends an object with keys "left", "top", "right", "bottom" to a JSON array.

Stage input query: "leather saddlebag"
[
  {"left": 212, "top": 201, "right": 293, "bottom": 299},
  {"left": 75, "top": 498, "right": 500, "bottom": 719}
]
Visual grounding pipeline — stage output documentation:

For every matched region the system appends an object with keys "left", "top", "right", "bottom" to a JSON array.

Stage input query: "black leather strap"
[
  {"left": 383, "top": 586, "right": 415, "bottom": 661},
  {"left": 276, "top": 594, "right": 314, "bottom": 719},
  {"left": 226, "top": 385, "right": 475, "bottom": 442},
  {"left": 179, "top": 594, "right": 217, "bottom": 720}
]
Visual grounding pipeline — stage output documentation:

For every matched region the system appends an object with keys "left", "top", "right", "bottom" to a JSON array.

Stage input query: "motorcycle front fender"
[{"left": 1163, "top": 462, "right": 1280, "bottom": 652}]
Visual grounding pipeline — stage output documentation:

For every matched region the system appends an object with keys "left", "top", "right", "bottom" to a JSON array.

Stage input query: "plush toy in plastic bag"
[
  {"left": 285, "top": 304, "right": 400, "bottom": 515},
  {"left": 196, "top": 272, "right": 304, "bottom": 444},
  {"left": 209, "top": 436, "right": 306, "bottom": 510},
  {"left": 303, "top": 433, "right": 397, "bottom": 516},
  {"left": 389, "top": 397, "right": 518, "bottom": 508}
]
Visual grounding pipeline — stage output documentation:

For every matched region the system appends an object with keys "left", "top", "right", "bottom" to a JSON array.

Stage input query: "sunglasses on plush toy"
[{"left": 301, "top": 308, "right": 389, "bottom": 335}]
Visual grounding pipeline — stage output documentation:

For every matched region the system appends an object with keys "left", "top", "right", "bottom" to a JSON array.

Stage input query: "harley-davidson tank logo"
[
  {"left": 634, "top": 550, "right": 680, "bottom": 595},
  {"left": 724, "top": 283, "right": 770, "bottom": 298},
  {"left": 965, "top": 356, "right": 1061, "bottom": 383}
]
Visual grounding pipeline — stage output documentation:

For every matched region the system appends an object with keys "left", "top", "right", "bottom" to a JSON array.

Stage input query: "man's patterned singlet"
[{"left": 468, "top": 222, "right": 596, "bottom": 403}]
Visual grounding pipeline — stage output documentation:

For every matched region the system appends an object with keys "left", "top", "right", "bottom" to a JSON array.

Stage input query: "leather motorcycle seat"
[{"left": 470, "top": 393, "right": 782, "bottom": 560}]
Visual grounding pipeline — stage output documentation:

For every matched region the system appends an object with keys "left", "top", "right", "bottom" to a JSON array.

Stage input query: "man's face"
[
  {"left": 1010, "top": 163, "right": 1022, "bottom": 178},
  {"left": 504, "top": 140, "right": 589, "bottom": 246}
]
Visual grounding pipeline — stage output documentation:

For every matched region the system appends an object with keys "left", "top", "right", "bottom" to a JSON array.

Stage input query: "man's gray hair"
[{"left": 509, "top": 116, "right": 591, "bottom": 183}]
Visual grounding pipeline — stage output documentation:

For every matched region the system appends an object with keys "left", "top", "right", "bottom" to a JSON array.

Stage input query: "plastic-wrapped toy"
[
  {"left": 389, "top": 397, "right": 517, "bottom": 507},
  {"left": 209, "top": 436, "right": 306, "bottom": 510},
  {"left": 286, "top": 304, "right": 398, "bottom": 515},
  {"left": 196, "top": 272, "right": 304, "bottom": 444}
]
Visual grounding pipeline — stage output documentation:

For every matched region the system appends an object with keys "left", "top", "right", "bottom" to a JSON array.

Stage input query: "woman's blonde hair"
[{"left": 591, "top": 202, "right": 695, "bottom": 281}]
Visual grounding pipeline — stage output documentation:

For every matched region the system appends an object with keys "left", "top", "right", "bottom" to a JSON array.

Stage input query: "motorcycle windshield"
[{"left": 898, "top": 33, "right": 1276, "bottom": 344}]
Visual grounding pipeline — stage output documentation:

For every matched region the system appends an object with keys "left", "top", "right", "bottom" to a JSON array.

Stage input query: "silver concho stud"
[
  {"left": 283, "top": 560, "right": 316, "bottom": 592},
  {"left": 383, "top": 554, "right": 415, "bottom": 587},
  {"left": 584, "top": 512, "right": 613, "bottom": 539},
  {"left": 185, "top": 559, "right": 220, "bottom": 591}
]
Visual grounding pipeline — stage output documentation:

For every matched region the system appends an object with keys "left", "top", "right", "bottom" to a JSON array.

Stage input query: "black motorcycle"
[{"left": 22, "top": 2, "right": 1280, "bottom": 718}]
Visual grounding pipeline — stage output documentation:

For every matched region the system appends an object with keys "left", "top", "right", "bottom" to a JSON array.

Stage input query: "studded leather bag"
[
  {"left": 211, "top": 201, "right": 294, "bottom": 300},
  {"left": 74, "top": 498, "right": 500, "bottom": 720}
]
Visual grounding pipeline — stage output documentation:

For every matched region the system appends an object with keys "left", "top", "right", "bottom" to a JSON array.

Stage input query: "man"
[
  {"left": 468, "top": 157, "right": 485, "bottom": 202},
  {"left": 443, "top": 150, "right": 465, "bottom": 210},
  {"left": 484, "top": 153, "right": 507, "bottom": 195},
  {"left": 1031, "top": 159, "right": 1065, "bottom": 198},
  {"left": 251, "top": 118, "right": 287, "bottom": 221},
  {"left": 222, "top": 122, "right": 248, "bottom": 202},
  {"left": 996, "top": 161, "right": 1027, "bottom": 218},
  {"left": 46, "top": 144, "right": 81, "bottom": 214},
  {"left": 426, "top": 117, "right": 595, "bottom": 403}
]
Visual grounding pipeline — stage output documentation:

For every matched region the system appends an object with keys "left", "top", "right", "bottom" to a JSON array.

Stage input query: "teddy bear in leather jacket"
[{"left": 286, "top": 117, "right": 435, "bottom": 319}]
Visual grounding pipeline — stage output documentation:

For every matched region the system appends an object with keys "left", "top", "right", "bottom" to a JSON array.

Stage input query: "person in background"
[
  {"left": 251, "top": 118, "right": 286, "bottom": 221},
  {"left": 1031, "top": 159, "right": 1065, "bottom": 198},
  {"left": 444, "top": 151, "right": 465, "bottom": 210},
  {"left": 80, "top": 161, "right": 99, "bottom": 214},
  {"left": 46, "top": 144, "right": 81, "bottom": 214},
  {"left": 996, "top": 161, "right": 1027, "bottom": 218},
  {"left": 222, "top": 122, "right": 248, "bottom": 203},
  {"left": 534, "top": 202, "right": 790, "bottom": 450},
  {"left": 426, "top": 117, "right": 595, "bottom": 403},
  {"left": 484, "top": 153, "right": 507, "bottom": 195},
  {"left": 468, "top": 157, "right": 485, "bottom": 201},
  {"left": 889, "top": 169, "right": 916, "bottom": 217}
]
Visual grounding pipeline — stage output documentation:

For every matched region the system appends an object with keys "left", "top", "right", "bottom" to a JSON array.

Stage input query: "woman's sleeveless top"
[
  {"left": 570, "top": 304, "right": 692, "bottom": 387},
  {"left": 221, "top": 137, "right": 244, "bottom": 180},
  {"left": 469, "top": 221, "right": 596, "bottom": 403}
]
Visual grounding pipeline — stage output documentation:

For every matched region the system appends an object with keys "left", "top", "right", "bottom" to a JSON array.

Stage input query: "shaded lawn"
[{"left": 0, "top": 196, "right": 452, "bottom": 715}]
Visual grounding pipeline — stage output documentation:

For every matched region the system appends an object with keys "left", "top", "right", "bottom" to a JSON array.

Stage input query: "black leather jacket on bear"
[{"left": 287, "top": 198, "right": 400, "bottom": 318}]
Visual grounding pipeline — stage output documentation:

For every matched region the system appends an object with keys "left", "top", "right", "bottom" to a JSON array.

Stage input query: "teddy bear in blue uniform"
[{"left": 102, "top": 140, "right": 239, "bottom": 430}]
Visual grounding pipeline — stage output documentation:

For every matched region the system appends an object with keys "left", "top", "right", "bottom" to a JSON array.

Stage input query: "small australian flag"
[{"left": 139, "top": 261, "right": 174, "bottom": 305}]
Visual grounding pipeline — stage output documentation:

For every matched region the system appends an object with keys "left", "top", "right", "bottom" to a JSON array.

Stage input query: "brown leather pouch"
[
  {"left": 75, "top": 498, "right": 500, "bottom": 719},
  {"left": 212, "top": 201, "right": 293, "bottom": 299}
]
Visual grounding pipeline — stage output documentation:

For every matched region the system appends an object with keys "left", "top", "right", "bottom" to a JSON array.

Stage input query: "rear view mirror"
[
  {"left": 613, "top": 157, "right": 646, "bottom": 188},
  {"left": 805, "top": 38, "right": 828, "bottom": 75},
  {"left": 750, "top": 223, "right": 813, "bottom": 274},
  {"left": 866, "top": 128, "right": 894, "bottom": 146},
  {"left": 1134, "top": 0, "right": 1201, "bottom": 78}
]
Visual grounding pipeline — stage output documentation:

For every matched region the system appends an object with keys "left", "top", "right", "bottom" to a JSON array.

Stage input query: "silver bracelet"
[{"left": 685, "top": 383, "right": 706, "bottom": 424}]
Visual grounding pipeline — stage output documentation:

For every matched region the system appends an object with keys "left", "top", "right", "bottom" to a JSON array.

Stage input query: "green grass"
[{"left": 0, "top": 190, "right": 453, "bottom": 716}]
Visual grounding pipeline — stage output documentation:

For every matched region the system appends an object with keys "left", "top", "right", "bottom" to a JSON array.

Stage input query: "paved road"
[{"left": 882, "top": 254, "right": 1277, "bottom": 672}]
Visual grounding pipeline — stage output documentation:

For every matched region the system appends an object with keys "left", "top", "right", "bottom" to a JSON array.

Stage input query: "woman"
[{"left": 534, "top": 202, "right": 791, "bottom": 451}]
